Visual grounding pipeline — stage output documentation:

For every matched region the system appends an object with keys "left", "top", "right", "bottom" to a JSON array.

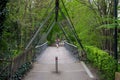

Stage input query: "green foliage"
[
  {"left": 0, "top": 0, "right": 9, "bottom": 58},
  {"left": 11, "top": 50, "right": 21, "bottom": 58},
  {"left": 0, "top": 0, "right": 52, "bottom": 58},
  {"left": 12, "top": 62, "right": 32, "bottom": 80},
  {"left": 0, "top": 39, "right": 7, "bottom": 53},
  {"left": 0, "top": 70, "right": 9, "bottom": 80},
  {"left": 0, "top": 0, "right": 9, "bottom": 37},
  {"left": 85, "top": 46, "right": 116, "bottom": 80},
  {"left": 97, "top": 23, "right": 120, "bottom": 29},
  {"left": 64, "top": 0, "right": 102, "bottom": 47},
  {"left": 118, "top": 64, "right": 120, "bottom": 71}
]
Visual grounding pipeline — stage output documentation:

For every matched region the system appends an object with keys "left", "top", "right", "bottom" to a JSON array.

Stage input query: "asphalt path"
[{"left": 23, "top": 47, "right": 95, "bottom": 80}]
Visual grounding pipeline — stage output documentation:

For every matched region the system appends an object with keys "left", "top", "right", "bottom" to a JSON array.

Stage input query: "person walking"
[{"left": 56, "top": 38, "right": 60, "bottom": 48}]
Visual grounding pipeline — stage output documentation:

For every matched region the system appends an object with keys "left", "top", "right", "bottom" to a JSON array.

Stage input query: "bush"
[
  {"left": 12, "top": 62, "right": 32, "bottom": 80},
  {"left": 11, "top": 50, "right": 20, "bottom": 58},
  {"left": 85, "top": 46, "right": 116, "bottom": 80}
]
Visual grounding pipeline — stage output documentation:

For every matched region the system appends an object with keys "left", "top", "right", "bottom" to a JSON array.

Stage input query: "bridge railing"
[
  {"left": 64, "top": 42, "right": 81, "bottom": 60},
  {"left": 0, "top": 60, "right": 11, "bottom": 80},
  {"left": 11, "top": 47, "right": 34, "bottom": 74},
  {"left": 35, "top": 42, "right": 48, "bottom": 57},
  {"left": 0, "top": 42, "right": 48, "bottom": 80},
  {"left": 0, "top": 47, "right": 34, "bottom": 80}
]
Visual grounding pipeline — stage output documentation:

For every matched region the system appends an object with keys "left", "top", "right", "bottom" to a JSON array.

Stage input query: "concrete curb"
[{"left": 81, "top": 61, "right": 94, "bottom": 78}]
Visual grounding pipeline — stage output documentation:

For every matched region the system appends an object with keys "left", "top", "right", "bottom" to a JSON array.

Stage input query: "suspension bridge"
[
  {"left": 23, "top": 42, "right": 96, "bottom": 80},
  {"left": 1, "top": 0, "right": 116, "bottom": 80}
]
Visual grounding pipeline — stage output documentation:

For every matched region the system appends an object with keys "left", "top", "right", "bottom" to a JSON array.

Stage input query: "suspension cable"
[
  {"left": 59, "top": 8, "right": 77, "bottom": 41},
  {"left": 37, "top": 0, "right": 55, "bottom": 44},
  {"left": 38, "top": 21, "right": 55, "bottom": 44},
  {"left": 37, "top": 17, "right": 55, "bottom": 44},
  {"left": 25, "top": 8, "right": 54, "bottom": 50},
  {"left": 59, "top": 7, "right": 85, "bottom": 52},
  {"left": 55, "top": 0, "right": 59, "bottom": 22},
  {"left": 45, "top": 21, "right": 56, "bottom": 38},
  {"left": 61, "top": 0, "right": 78, "bottom": 37},
  {"left": 61, "top": 0, "right": 84, "bottom": 48},
  {"left": 45, "top": 16, "right": 55, "bottom": 32},
  {"left": 41, "top": 0, "right": 54, "bottom": 21},
  {"left": 57, "top": 22, "right": 72, "bottom": 43},
  {"left": 35, "top": 0, "right": 54, "bottom": 45}
]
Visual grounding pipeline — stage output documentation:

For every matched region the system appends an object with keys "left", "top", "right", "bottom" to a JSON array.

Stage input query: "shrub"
[{"left": 85, "top": 46, "right": 116, "bottom": 80}]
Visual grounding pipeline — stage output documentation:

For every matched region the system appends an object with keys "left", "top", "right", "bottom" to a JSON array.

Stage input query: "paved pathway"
[{"left": 23, "top": 47, "right": 96, "bottom": 80}]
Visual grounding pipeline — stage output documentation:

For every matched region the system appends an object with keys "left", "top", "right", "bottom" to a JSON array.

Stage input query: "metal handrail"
[
  {"left": 64, "top": 42, "right": 77, "bottom": 48},
  {"left": 64, "top": 42, "right": 81, "bottom": 60},
  {"left": 0, "top": 47, "right": 34, "bottom": 79},
  {"left": 35, "top": 42, "right": 48, "bottom": 48}
]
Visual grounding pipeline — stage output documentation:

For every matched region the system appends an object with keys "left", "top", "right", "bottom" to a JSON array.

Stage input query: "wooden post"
[{"left": 115, "top": 72, "right": 120, "bottom": 80}]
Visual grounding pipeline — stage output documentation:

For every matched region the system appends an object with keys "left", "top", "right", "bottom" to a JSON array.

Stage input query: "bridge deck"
[{"left": 23, "top": 47, "right": 96, "bottom": 80}]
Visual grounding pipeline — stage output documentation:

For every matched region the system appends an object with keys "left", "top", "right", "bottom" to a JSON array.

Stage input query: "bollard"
[{"left": 55, "top": 56, "right": 58, "bottom": 73}]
